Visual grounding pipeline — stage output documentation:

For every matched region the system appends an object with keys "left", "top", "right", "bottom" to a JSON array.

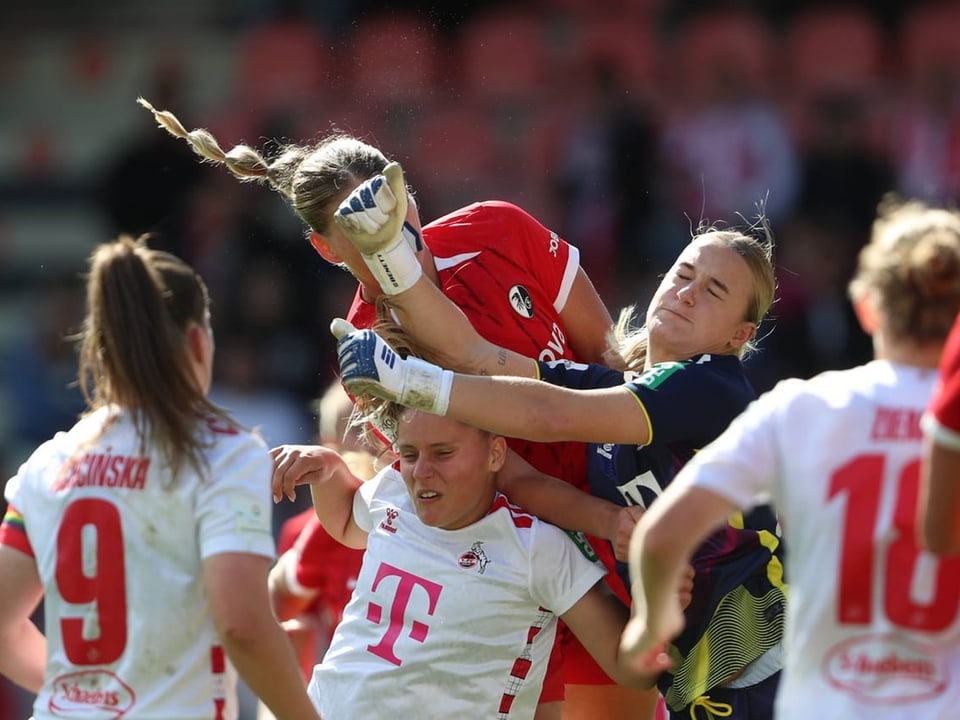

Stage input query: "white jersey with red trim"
[
  {"left": 1, "top": 405, "right": 275, "bottom": 720},
  {"left": 674, "top": 360, "right": 960, "bottom": 718},
  {"left": 308, "top": 466, "right": 606, "bottom": 719}
]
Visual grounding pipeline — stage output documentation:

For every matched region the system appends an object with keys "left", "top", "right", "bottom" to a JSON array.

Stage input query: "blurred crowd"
[{"left": 3, "top": 0, "right": 960, "bottom": 522}]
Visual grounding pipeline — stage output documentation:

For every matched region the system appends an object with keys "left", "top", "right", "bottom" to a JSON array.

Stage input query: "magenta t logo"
[{"left": 365, "top": 562, "right": 442, "bottom": 665}]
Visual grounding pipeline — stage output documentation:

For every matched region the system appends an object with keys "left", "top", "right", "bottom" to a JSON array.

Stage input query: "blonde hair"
[
  {"left": 611, "top": 224, "right": 776, "bottom": 371},
  {"left": 849, "top": 195, "right": 960, "bottom": 343},
  {"left": 137, "top": 97, "right": 389, "bottom": 237}
]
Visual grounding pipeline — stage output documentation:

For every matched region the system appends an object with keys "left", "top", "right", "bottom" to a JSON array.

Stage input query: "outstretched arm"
[
  {"left": 333, "top": 321, "right": 651, "bottom": 446},
  {"left": 271, "top": 445, "right": 368, "bottom": 549},
  {"left": 498, "top": 449, "right": 628, "bottom": 542},
  {"left": 562, "top": 581, "right": 660, "bottom": 689}
]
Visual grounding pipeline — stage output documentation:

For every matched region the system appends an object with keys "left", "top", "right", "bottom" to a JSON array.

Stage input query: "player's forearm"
[
  {"left": 309, "top": 469, "right": 363, "bottom": 547},
  {"left": 387, "top": 278, "right": 536, "bottom": 378},
  {"left": 221, "top": 621, "right": 321, "bottom": 720},
  {"left": 919, "top": 441, "right": 960, "bottom": 554},
  {"left": 502, "top": 470, "right": 620, "bottom": 540},
  {"left": 0, "top": 618, "right": 45, "bottom": 693}
]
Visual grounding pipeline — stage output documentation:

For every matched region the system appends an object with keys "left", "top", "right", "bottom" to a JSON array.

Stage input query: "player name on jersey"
[{"left": 52, "top": 452, "right": 150, "bottom": 492}]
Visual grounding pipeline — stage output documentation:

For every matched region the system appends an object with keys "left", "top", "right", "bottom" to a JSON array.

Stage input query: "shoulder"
[{"left": 200, "top": 418, "right": 271, "bottom": 471}]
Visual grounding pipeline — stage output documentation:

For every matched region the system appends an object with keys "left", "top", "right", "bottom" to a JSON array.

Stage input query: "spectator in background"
[
  {"left": 97, "top": 57, "right": 205, "bottom": 258},
  {"left": 654, "top": 11, "right": 798, "bottom": 266},
  {"left": 1, "top": 273, "right": 86, "bottom": 467},
  {"left": 555, "top": 59, "right": 659, "bottom": 307},
  {"left": 888, "top": 4, "right": 960, "bottom": 206}
]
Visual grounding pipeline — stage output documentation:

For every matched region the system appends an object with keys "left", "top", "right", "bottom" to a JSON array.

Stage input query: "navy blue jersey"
[{"left": 537, "top": 354, "right": 787, "bottom": 710}]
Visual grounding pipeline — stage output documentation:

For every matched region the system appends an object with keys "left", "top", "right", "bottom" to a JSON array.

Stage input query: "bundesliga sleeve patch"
[
  {"left": 228, "top": 495, "right": 270, "bottom": 534},
  {"left": 564, "top": 530, "right": 600, "bottom": 563}
]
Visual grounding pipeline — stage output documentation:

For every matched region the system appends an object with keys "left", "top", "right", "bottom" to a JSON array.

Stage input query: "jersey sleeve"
[
  {"left": 622, "top": 360, "right": 748, "bottom": 446},
  {"left": 528, "top": 523, "right": 608, "bottom": 616},
  {"left": 671, "top": 380, "right": 802, "bottom": 509},
  {"left": 505, "top": 202, "right": 580, "bottom": 314},
  {"left": 925, "top": 314, "right": 960, "bottom": 450},
  {"left": 195, "top": 433, "right": 276, "bottom": 560},
  {"left": 352, "top": 468, "right": 388, "bottom": 534},
  {"left": 0, "top": 503, "right": 32, "bottom": 557}
]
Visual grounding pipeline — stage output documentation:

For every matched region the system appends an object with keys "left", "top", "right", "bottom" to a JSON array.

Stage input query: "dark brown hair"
[{"left": 77, "top": 234, "right": 233, "bottom": 477}]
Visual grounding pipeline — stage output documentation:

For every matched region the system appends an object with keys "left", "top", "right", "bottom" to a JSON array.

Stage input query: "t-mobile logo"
[{"left": 365, "top": 562, "right": 442, "bottom": 665}]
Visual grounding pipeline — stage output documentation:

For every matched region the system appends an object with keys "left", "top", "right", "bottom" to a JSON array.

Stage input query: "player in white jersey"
[
  {"left": 621, "top": 196, "right": 960, "bottom": 719},
  {"left": 0, "top": 236, "right": 320, "bottom": 720},
  {"left": 271, "top": 408, "right": 657, "bottom": 719}
]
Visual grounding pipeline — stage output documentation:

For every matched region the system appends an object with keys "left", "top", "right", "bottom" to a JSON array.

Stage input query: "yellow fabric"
[{"left": 688, "top": 695, "right": 733, "bottom": 719}]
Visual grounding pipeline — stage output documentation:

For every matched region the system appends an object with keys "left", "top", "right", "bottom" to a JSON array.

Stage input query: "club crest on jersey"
[
  {"left": 509, "top": 285, "right": 534, "bottom": 319},
  {"left": 458, "top": 541, "right": 490, "bottom": 574},
  {"left": 379, "top": 507, "right": 399, "bottom": 534}
]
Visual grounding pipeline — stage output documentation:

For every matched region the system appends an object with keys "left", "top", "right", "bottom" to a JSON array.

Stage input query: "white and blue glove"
[
  {"left": 334, "top": 162, "right": 423, "bottom": 295},
  {"left": 331, "top": 318, "right": 453, "bottom": 416}
]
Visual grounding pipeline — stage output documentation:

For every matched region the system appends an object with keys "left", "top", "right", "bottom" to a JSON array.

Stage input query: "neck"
[{"left": 873, "top": 334, "right": 945, "bottom": 369}]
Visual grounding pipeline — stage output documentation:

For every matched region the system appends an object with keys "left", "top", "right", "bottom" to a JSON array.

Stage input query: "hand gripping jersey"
[
  {"left": 678, "top": 360, "right": 960, "bottom": 719},
  {"left": 537, "top": 355, "right": 787, "bottom": 710},
  {"left": 0, "top": 406, "right": 275, "bottom": 720},
  {"left": 924, "top": 312, "right": 960, "bottom": 447},
  {"left": 307, "top": 467, "right": 606, "bottom": 719}
]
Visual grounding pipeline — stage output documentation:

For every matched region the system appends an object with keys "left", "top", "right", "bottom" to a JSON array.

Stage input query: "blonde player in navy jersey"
[
  {"left": 623, "top": 197, "right": 960, "bottom": 718},
  {"left": 330, "top": 163, "right": 786, "bottom": 718},
  {"left": 0, "top": 236, "right": 320, "bottom": 720}
]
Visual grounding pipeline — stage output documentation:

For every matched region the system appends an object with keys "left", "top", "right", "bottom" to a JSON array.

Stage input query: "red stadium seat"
[
  {"left": 786, "top": 6, "right": 888, "bottom": 99},
  {"left": 898, "top": 2, "right": 960, "bottom": 87},
  {"left": 346, "top": 13, "right": 443, "bottom": 106},
  {"left": 456, "top": 9, "right": 551, "bottom": 107},
  {"left": 670, "top": 9, "right": 778, "bottom": 105},
  {"left": 236, "top": 20, "right": 332, "bottom": 118}
]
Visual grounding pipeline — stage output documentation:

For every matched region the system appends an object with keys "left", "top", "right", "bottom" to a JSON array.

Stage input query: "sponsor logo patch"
[
  {"left": 509, "top": 285, "right": 534, "bottom": 319},
  {"left": 822, "top": 633, "right": 947, "bottom": 704}
]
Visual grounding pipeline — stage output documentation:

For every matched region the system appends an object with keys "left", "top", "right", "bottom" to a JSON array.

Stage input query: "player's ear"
[
  {"left": 488, "top": 435, "right": 507, "bottom": 473},
  {"left": 310, "top": 231, "right": 341, "bottom": 264},
  {"left": 730, "top": 321, "right": 756, "bottom": 351},
  {"left": 853, "top": 294, "right": 879, "bottom": 335}
]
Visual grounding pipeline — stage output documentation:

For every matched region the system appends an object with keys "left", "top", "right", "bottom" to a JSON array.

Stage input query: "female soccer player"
[{"left": 0, "top": 236, "right": 320, "bottom": 720}]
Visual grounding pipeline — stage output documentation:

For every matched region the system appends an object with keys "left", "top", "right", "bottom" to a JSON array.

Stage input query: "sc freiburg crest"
[{"left": 509, "top": 285, "right": 534, "bottom": 319}]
